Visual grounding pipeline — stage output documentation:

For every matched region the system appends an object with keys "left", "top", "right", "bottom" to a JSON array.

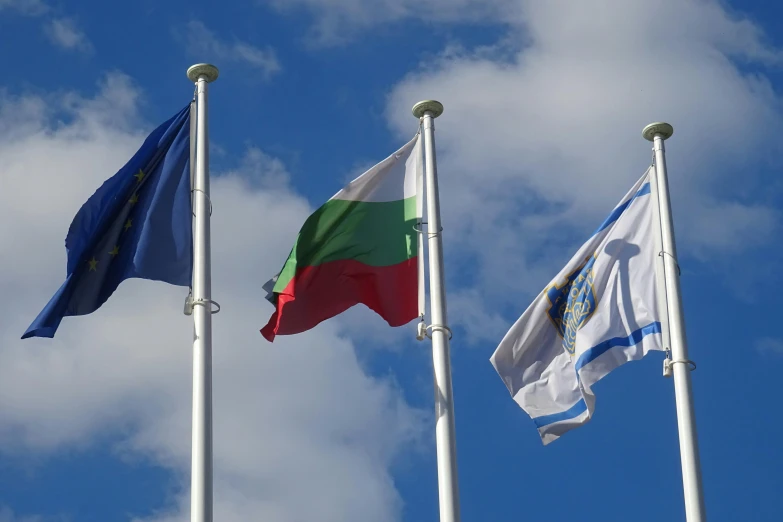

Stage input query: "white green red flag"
[{"left": 261, "top": 134, "right": 422, "bottom": 341}]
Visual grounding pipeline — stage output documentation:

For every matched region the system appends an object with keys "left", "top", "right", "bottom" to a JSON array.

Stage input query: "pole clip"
[
  {"left": 184, "top": 290, "right": 221, "bottom": 315},
  {"left": 416, "top": 322, "right": 453, "bottom": 341},
  {"left": 191, "top": 188, "right": 213, "bottom": 216},
  {"left": 663, "top": 357, "right": 697, "bottom": 377},
  {"left": 658, "top": 250, "right": 681, "bottom": 276}
]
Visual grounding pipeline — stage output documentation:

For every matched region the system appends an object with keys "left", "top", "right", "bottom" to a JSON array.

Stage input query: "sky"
[{"left": 1, "top": 0, "right": 782, "bottom": 520}]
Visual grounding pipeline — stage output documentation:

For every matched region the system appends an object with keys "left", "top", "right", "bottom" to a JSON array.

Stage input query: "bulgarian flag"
[{"left": 261, "top": 134, "right": 422, "bottom": 341}]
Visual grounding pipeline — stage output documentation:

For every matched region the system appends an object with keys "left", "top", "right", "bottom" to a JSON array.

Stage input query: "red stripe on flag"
[{"left": 261, "top": 257, "right": 417, "bottom": 341}]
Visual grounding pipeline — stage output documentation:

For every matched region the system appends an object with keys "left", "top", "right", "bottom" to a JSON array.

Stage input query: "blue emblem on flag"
[{"left": 546, "top": 254, "right": 598, "bottom": 355}]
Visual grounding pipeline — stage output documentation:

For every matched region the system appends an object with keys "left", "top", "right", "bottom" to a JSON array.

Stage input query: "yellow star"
[
  {"left": 134, "top": 169, "right": 145, "bottom": 182},
  {"left": 129, "top": 193, "right": 139, "bottom": 205},
  {"left": 109, "top": 246, "right": 120, "bottom": 257},
  {"left": 124, "top": 219, "right": 132, "bottom": 231},
  {"left": 88, "top": 258, "right": 98, "bottom": 271}
]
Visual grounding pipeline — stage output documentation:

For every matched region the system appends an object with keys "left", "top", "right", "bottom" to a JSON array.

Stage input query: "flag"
[
  {"left": 22, "top": 104, "right": 193, "bottom": 339},
  {"left": 490, "top": 168, "right": 665, "bottom": 444},
  {"left": 261, "top": 134, "right": 422, "bottom": 341}
]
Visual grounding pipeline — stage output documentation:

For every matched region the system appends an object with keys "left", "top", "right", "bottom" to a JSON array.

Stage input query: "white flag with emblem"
[{"left": 490, "top": 167, "right": 666, "bottom": 444}]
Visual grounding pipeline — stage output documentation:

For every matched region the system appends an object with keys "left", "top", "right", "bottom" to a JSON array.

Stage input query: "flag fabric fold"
[
  {"left": 490, "top": 168, "right": 665, "bottom": 444},
  {"left": 261, "top": 134, "right": 422, "bottom": 341},
  {"left": 22, "top": 104, "right": 193, "bottom": 339}
]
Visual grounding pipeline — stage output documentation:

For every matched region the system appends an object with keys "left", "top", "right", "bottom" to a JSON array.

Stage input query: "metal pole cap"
[
  {"left": 642, "top": 122, "right": 673, "bottom": 141},
  {"left": 412, "top": 100, "right": 444, "bottom": 118},
  {"left": 187, "top": 63, "right": 219, "bottom": 83}
]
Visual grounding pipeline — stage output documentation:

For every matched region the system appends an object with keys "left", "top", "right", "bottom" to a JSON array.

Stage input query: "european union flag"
[{"left": 23, "top": 104, "right": 194, "bottom": 339}]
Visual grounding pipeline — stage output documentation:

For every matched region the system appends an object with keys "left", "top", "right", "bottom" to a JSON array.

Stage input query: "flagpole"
[
  {"left": 187, "top": 63, "right": 219, "bottom": 522},
  {"left": 413, "top": 100, "right": 461, "bottom": 522},
  {"left": 643, "top": 122, "right": 706, "bottom": 522}
]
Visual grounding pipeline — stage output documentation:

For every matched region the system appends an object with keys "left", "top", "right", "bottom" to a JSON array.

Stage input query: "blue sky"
[{"left": 1, "top": 0, "right": 782, "bottom": 521}]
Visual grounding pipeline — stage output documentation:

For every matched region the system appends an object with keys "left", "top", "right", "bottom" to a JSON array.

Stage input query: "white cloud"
[
  {"left": 0, "top": 74, "right": 424, "bottom": 521},
  {"left": 43, "top": 18, "right": 92, "bottom": 53},
  {"left": 756, "top": 338, "right": 783, "bottom": 357},
  {"left": 0, "top": 507, "right": 42, "bottom": 522},
  {"left": 1, "top": 2, "right": 92, "bottom": 54},
  {"left": 0, "top": 0, "right": 47, "bottom": 15},
  {"left": 447, "top": 289, "right": 510, "bottom": 345},
  {"left": 266, "top": 0, "right": 520, "bottom": 44},
  {"left": 180, "top": 21, "right": 281, "bottom": 79},
  {"left": 378, "top": 0, "right": 783, "bottom": 313}
]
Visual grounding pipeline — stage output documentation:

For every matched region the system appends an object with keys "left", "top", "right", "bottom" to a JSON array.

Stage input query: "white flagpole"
[
  {"left": 412, "top": 100, "right": 461, "bottom": 522},
  {"left": 643, "top": 122, "right": 707, "bottom": 522},
  {"left": 187, "top": 63, "right": 219, "bottom": 522}
]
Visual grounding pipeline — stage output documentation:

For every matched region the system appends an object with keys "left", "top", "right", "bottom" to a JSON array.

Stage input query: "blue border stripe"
[
  {"left": 575, "top": 322, "right": 662, "bottom": 373},
  {"left": 532, "top": 398, "right": 588, "bottom": 428},
  {"left": 592, "top": 183, "right": 651, "bottom": 236}
]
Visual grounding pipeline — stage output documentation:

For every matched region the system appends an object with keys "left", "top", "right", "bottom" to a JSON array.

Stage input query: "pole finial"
[
  {"left": 412, "top": 100, "right": 444, "bottom": 119},
  {"left": 187, "top": 63, "right": 219, "bottom": 83},
  {"left": 643, "top": 122, "right": 673, "bottom": 141}
]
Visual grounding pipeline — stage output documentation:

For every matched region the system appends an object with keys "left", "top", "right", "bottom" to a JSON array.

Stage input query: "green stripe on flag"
[{"left": 273, "top": 196, "right": 418, "bottom": 292}]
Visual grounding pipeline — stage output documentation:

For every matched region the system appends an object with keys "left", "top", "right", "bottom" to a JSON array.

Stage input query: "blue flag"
[{"left": 23, "top": 104, "right": 194, "bottom": 339}]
